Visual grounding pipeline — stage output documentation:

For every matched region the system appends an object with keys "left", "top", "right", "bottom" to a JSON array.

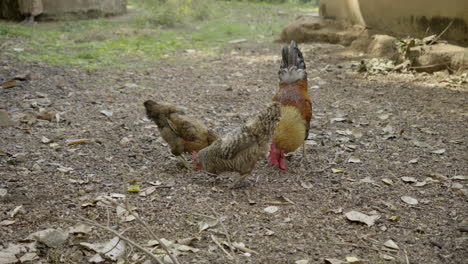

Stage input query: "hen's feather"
[{"left": 197, "top": 102, "right": 280, "bottom": 176}]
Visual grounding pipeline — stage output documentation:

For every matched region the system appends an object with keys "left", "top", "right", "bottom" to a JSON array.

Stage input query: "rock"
[
  {"left": 413, "top": 44, "right": 468, "bottom": 72},
  {"left": 368, "top": 35, "right": 398, "bottom": 60},
  {"left": 280, "top": 16, "right": 364, "bottom": 45},
  {"left": 29, "top": 228, "right": 69, "bottom": 248},
  {"left": 0, "top": 111, "right": 14, "bottom": 128}
]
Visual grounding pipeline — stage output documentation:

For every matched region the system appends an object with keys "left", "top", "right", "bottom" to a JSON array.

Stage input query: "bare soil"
[{"left": 1, "top": 41, "right": 467, "bottom": 263}]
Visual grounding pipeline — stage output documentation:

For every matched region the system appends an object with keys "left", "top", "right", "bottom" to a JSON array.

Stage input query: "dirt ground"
[{"left": 1, "top": 41, "right": 467, "bottom": 264}]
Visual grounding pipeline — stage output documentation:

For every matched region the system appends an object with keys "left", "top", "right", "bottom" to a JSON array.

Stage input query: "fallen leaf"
[
  {"left": 401, "top": 196, "right": 418, "bottom": 205},
  {"left": 382, "top": 178, "right": 393, "bottom": 185},
  {"left": 378, "top": 113, "right": 390, "bottom": 120},
  {"left": 173, "top": 244, "right": 200, "bottom": 253},
  {"left": 388, "top": 215, "right": 400, "bottom": 221},
  {"left": 431, "top": 148, "right": 446, "bottom": 154},
  {"left": 360, "top": 177, "right": 375, "bottom": 183},
  {"left": 139, "top": 186, "right": 157, "bottom": 197},
  {"left": 408, "top": 158, "right": 419, "bottom": 164},
  {"left": 332, "top": 168, "right": 345, "bottom": 173},
  {"left": 295, "top": 260, "right": 309, "bottom": 264},
  {"left": 414, "top": 181, "right": 428, "bottom": 187},
  {"left": 331, "top": 117, "right": 347, "bottom": 123},
  {"left": 68, "top": 224, "right": 93, "bottom": 234},
  {"left": 232, "top": 242, "right": 258, "bottom": 254},
  {"left": 413, "top": 140, "right": 431, "bottom": 148},
  {"left": 41, "top": 136, "right": 51, "bottom": 144},
  {"left": 345, "top": 211, "right": 379, "bottom": 227},
  {"left": 127, "top": 185, "right": 140, "bottom": 192},
  {"left": 1, "top": 79, "right": 17, "bottom": 89},
  {"left": 381, "top": 254, "right": 395, "bottom": 261},
  {"left": 348, "top": 157, "right": 361, "bottom": 163},
  {"left": 452, "top": 175, "right": 467, "bottom": 181},
  {"left": 9, "top": 205, "right": 23, "bottom": 217},
  {"left": 0, "top": 188, "right": 7, "bottom": 197},
  {"left": 19, "top": 252, "right": 38, "bottom": 263},
  {"left": 301, "top": 181, "right": 313, "bottom": 189},
  {"left": 0, "top": 220, "right": 16, "bottom": 226},
  {"left": 324, "top": 258, "right": 344, "bottom": 264},
  {"left": 67, "top": 139, "right": 91, "bottom": 145},
  {"left": 264, "top": 206, "right": 279, "bottom": 214},
  {"left": 80, "top": 236, "right": 126, "bottom": 261},
  {"left": 57, "top": 166, "right": 73, "bottom": 173},
  {"left": 346, "top": 256, "right": 361, "bottom": 263},
  {"left": 383, "top": 239, "right": 399, "bottom": 250},
  {"left": 100, "top": 110, "right": 113, "bottom": 117},
  {"left": 198, "top": 219, "right": 218, "bottom": 232},
  {"left": 401, "top": 177, "right": 418, "bottom": 183},
  {"left": 29, "top": 228, "right": 69, "bottom": 248}
]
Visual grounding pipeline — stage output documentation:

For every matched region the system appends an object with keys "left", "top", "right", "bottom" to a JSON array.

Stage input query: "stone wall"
[
  {"left": 0, "top": 0, "right": 127, "bottom": 20},
  {"left": 319, "top": 0, "right": 468, "bottom": 46}
]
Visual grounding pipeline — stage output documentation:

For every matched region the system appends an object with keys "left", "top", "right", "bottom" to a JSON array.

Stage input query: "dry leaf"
[
  {"left": 139, "top": 186, "right": 157, "bottom": 197},
  {"left": 401, "top": 177, "right": 418, "bottom": 183},
  {"left": 0, "top": 220, "right": 16, "bottom": 226},
  {"left": 401, "top": 196, "right": 418, "bottom": 205},
  {"left": 264, "top": 206, "right": 279, "bottom": 214},
  {"left": 348, "top": 157, "right": 361, "bottom": 163},
  {"left": 431, "top": 148, "right": 446, "bottom": 154},
  {"left": 67, "top": 139, "right": 91, "bottom": 145},
  {"left": 382, "top": 178, "right": 393, "bottom": 185},
  {"left": 383, "top": 239, "right": 399, "bottom": 250},
  {"left": 332, "top": 168, "right": 345, "bottom": 173},
  {"left": 345, "top": 211, "right": 379, "bottom": 227}
]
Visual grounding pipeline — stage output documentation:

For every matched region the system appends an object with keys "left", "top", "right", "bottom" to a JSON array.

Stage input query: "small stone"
[{"left": 451, "top": 183, "right": 463, "bottom": 190}]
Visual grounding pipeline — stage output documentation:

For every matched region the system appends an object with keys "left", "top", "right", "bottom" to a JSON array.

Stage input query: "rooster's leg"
[
  {"left": 302, "top": 143, "right": 308, "bottom": 161},
  {"left": 230, "top": 173, "right": 250, "bottom": 189},
  {"left": 177, "top": 156, "right": 195, "bottom": 171}
]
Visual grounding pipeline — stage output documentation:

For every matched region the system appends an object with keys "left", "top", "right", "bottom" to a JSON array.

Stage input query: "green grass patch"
[{"left": 0, "top": 0, "right": 316, "bottom": 70}]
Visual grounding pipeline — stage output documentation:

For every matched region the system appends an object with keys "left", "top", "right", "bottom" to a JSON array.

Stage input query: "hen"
[
  {"left": 144, "top": 100, "right": 217, "bottom": 170},
  {"left": 193, "top": 102, "right": 281, "bottom": 188},
  {"left": 269, "top": 40, "right": 312, "bottom": 170}
]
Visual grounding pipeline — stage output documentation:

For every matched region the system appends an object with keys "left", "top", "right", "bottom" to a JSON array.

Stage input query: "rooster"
[
  {"left": 144, "top": 100, "right": 217, "bottom": 170},
  {"left": 269, "top": 41, "right": 312, "bottom": 170},
  {"left": 193, "top": 102, "right": 281, "bottom": 188}
]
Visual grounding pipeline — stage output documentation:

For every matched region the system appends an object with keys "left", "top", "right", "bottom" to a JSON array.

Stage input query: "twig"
[
  {"left": 404, "top": 249, "right": 410, "bottom": 264},
  {"left": 409, "top": 63, "right": 448, "bottom": 73},
  {"left": 211, "top": 234, "right": 234, "bottom": 260},
  {"left": 104, "top": 197, "right": 181, "bottom": 264},
  {"left": 75, "top": 217, "right": 165, "bottom": 264},
  {"left": 192, "top": 212, "right": 217, "bottom": 220},
  {"left": 209, "top": 207, "right": 238, "bottom": 263},
  {"left": 231, "top": 243, "right": 258, "bottom": 255},
  {"left": 326, "top": 242, "right": 379, "bottom": 252},
  {"left": 429, "top": 20, "right": 454, "bottom": 45}
]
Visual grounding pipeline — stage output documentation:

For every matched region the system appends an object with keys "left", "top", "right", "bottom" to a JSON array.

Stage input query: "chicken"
[
  {"left": 193, "top": 102, "right": 281, "bottom": 188},
  {"left": 269, "top": 40, "right": 312, "bottom": 170},
  {"left": 144, "top": 100, "right": 217, "bottom": 170}
]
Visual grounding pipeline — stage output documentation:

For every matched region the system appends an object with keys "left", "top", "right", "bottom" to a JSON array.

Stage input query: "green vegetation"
[{"left": 0, "top": 0, "right": 316, "bottom": 70}]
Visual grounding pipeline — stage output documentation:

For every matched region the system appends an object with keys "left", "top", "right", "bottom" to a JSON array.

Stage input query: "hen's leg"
[
  {"left": 302, "top": 143, "right": 307, "bottom": 161},
  {"left": 230, "top": 173, "right": 250, "bottom": 189},
  {"left": 177, "top": 156, "right": 194, "bottom": 171}
]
